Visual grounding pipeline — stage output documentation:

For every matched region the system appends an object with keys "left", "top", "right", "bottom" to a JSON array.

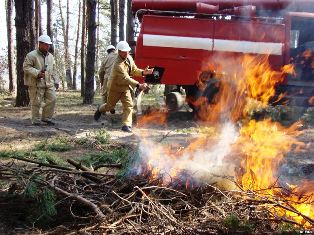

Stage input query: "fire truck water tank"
[{"left": 132, "top": 0, "right": 314, "bottom": 13}]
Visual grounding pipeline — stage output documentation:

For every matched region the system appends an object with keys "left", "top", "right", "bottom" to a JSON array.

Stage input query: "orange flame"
[
  {"left": 136, "top": 110, "right": 167, "bottom": 127},
  {"left": 135, "top": 54, "right": 313, "bottom": 228},
  {"left": 274, "top": 180, "right": 314, "bottom": 227},
  {"left": 236, "top": 119, "right": 303, "bottom": 191},
  {"left": 195, "top": 55, "right": 293, "bottom": 122}
]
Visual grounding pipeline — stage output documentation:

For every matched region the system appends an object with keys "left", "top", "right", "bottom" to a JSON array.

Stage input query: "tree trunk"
[
  {"left": 47, "top": 0, "right": 53, "bottom": 41},
  {"left": 15, "top": 0, "right": 35, "bottom": 107},
  {"left": 95, "top": 0, "right": 100, "bottom": 92},
  {"left": 38, "top": 0, "right": 42, "bottom": 35},
  {"left": 126, "top": 0, "right": 135, "bottom": 48},
  {"left": 73, "top": 0, "right": 81, "bottom": 91},
  {"left": 34, "top": 0, "right": 42, "bottom": 41},
  {"left": 65, "top": 0, "right": 72, "bottom": 89},
  {"left": 84, "top": 0, "right": 97, "bottom": 104},
  {"left": 59, "top": 0, "right": 73, "bottom": 89},
  {"left": 35, "top": 0, "right": 39, "bottom": 42},
  {"left": 110, "top": 0, "right": 118, "bottom": 46},
  {"left": 6, "top": 0, "right": 16, "bottom": 94},
  {"left": 119, "top": 0, "right": 125, "bottom": 41},
  {"left": 81, "top": 0, "right": 86, "bottom": 97}
]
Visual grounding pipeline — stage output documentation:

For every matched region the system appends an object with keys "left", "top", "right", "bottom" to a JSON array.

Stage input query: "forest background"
[{"left": 0, "top": 0, "right": 135, "bottom": 106}]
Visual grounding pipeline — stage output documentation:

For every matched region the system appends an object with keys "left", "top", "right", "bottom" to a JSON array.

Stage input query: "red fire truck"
[{"left": 131, "top": 0, "right": 314, "bottom": 110}]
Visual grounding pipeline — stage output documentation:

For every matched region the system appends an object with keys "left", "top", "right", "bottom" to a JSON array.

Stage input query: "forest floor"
[
  {"left": 0, "top": 91, "right": 200, "bottom": 149},
  {"left": 0, "top": 91, "right": 313, "bottom": 234}
]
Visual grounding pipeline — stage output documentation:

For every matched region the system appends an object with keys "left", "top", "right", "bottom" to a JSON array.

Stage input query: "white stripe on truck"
[
  {"left": 143, "top": 34, "right": 213, "bottom": 50},
  {"left": 143, "top": 34, "right": 283, "bottom": 55}
]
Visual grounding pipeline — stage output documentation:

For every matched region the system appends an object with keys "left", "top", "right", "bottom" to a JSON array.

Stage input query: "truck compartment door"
[{"left": 135, "top": 15, "right": 214, "bottom": 85}]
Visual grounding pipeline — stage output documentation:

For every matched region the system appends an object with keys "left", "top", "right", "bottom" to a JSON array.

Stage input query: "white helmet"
[
  {"left": 106, "top": 45, "right": 115, "bottom": 52},
  {"left": 116, "top": 41, "right": 131, "bottom": 52},
  {"left": 38, "top": 35, "right": 52, "bottom": 45}
]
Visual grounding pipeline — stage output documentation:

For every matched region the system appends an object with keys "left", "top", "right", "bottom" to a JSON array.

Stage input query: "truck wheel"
[
  {"left": 165, "top": 92, "right": 184, "bottom": 111},
  {"left": 164, "top": 85, "right": 179, "bottom": 96}
]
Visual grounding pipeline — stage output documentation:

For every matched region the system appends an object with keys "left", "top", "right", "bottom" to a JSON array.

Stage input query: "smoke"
[{"left": 131, "top": 122, "right": 239, "bottom": 189}]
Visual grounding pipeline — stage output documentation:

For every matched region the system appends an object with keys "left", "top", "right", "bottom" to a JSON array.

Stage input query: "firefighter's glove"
[
  {"left": 54, "top": 83, "right": 59, "bottom": 90},
  {"left": 138, "top": 83, "right": 148, "bottom": 91},
  {"left": 37, "top": 71, "right": 45, "bottom": 79},
  {"left": 143, "top": 66, "right": 154, "bottom": 76}
]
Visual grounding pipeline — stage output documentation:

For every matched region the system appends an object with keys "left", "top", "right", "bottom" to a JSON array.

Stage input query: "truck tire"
[{"left": 165, "top": 91, "right": 184, "bottom": 111}]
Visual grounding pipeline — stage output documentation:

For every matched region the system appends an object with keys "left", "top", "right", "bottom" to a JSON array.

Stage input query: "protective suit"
[
  {"left": 23, "top": 48, "right": 58, "bottom": 125},
  {"left": 99, "top": 52, "right": 117, "bottom": 103},
  {"left": 99, "top": 54, "right": 143, "bottom": 127}
]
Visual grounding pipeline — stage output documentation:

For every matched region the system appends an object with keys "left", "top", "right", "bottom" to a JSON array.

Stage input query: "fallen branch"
[
  {"left": 46, "top": 178, "right": 111, "bottom": 219},
  {"left": 12, "top": 156, "right": 73, "bottom": 171},
  {"left": 67, "top": 159, "right": 92, "bottom": 172},
  {"left": 134, "top": 186, "right": 179, "bottom": 225}
]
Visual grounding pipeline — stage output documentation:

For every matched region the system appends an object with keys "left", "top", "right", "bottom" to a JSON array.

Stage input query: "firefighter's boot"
[
  {"left": 121, "top": 125, "right": 132, "bottom": 133},
  {"left": 94, "top": 106, "right": 102, "bottom": 121}
]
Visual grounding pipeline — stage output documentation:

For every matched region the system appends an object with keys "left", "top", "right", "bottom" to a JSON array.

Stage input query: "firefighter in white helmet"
[
  {"left": 23, "top": 34, "right": 59, "bottom": 126},
  {"left": 94, "top": 41, "right": 153, "bottom": 133},
  {"left": 98, "top": 45, "right": 116, "bottom": 104}
]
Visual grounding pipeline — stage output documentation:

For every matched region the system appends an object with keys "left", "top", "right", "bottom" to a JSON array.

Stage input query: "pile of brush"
[{"left": 0, "top": 157, "right": 312, "bottom": 234}]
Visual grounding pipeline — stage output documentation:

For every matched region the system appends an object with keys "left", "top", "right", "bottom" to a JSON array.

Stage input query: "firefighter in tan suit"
[
  {"left": 99, "top": 45, "right": 116, "bottom": 103},
  {"left": 94, "top": 41, "right": 153, "bottom": 133},
  {"left": 23, "top": 35, "right": 59, "bottom": 126}
]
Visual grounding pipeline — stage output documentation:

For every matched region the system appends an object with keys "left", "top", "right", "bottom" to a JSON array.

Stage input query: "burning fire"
[
  {"left": 133, "top": 55, "right": 313, "bottom": 228},
  {"left": 136, "top": 109, "right": 167, "bottom": 127},
  {"left": 235, "top": 119, "right": 314, "bottom": 228},
  {"left": 195, "top": 55, "right": 293, "bottom": 122},
  {"left": 237, "top": 119, "right": 303, "bottom": 191},
  {"left": 136, "top": 122, "right": 238, "bottom": 189},
  {"left": 275, "top": 180, "right": 314, "bottom": 227}
]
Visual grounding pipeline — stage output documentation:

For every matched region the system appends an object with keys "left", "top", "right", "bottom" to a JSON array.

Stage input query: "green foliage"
[
  {"left": 33, "top": 137, "right": 72, "bottom": 152},
  {"left": 224, "top": 213, "right": 240, "bottom": 230},
  {"left": 75, "top": 136, "right": 90, "bottom": 146},
  {"left": 29, "top": 150, "right": 66, "bottom": 166},
  {"left": 30, "top": 150, "right": 55, "bottom": 159},
  {"left": 0, "top": 150, "right": 29, "bottom": 159},
  {"left": 80, "top": 148, "right": 129, "bottom": 171},
  {"left": 94, "top": 129, "right": 110, "bottom": 145},
  {"left": 75, "top": 129, "right": 110, "bottom": 147},
  {"left": 24, "top": 181, "right": 57, "bottom": 224},
  {"left": 39, "top": 187, "right": 57, "bottom": 217},
  {"left": 224, "top": 213, "right": 254, "bottom": 233},
  {"left": 300, "top": 107, "right": 314, "bottom": 125},
  {"left": 0, "top": 149, "right": 65, "bottom": 166},
  {"left": 24, "top": 181, "right": 39, "bottom": 199}
]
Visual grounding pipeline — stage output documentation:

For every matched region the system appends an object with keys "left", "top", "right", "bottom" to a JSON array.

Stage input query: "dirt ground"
[{"left": 0, "top": 91, "right": 199, "bottom": 150}]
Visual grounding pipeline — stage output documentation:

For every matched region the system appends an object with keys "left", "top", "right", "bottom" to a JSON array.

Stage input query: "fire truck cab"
[{"left": 131, "top": 0, "right": 314, "bottom": 109}]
